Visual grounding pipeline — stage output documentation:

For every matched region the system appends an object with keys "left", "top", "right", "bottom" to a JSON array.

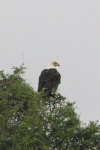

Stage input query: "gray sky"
[{"left": 0, "top": 1, "right": 100, "bottom": 125}]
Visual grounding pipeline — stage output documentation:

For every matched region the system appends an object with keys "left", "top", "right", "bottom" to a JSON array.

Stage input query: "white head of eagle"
[{"left": 38, "top": 61, "right": 61, "bottom": 93}]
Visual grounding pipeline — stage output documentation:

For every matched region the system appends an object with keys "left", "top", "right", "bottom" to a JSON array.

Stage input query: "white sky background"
[{"left": 0, "top": 1, "right": 100, "bottom": 125}]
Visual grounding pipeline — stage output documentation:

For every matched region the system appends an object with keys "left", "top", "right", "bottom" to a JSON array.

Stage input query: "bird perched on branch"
[{"left": 38, "top": 61, "right": 61, "bottom": 96}]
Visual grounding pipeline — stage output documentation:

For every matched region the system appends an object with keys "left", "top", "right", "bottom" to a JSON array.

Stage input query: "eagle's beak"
[{"left": 58, "top": 64, "right": 60, "bottom": 67}]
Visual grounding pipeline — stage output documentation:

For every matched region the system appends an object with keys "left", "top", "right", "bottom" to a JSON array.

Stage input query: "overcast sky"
[{"left": 0, "top": 1, "right": 100, "bottom": 125}]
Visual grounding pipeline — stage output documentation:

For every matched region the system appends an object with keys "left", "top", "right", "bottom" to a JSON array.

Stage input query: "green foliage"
[{"left": 0, "top": 64, "right": 100, "bottom": 150}]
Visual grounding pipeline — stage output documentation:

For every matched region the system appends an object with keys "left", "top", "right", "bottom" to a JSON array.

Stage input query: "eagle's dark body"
[{"left": 38, "top": 68, "right": 61, "bottom": 92}]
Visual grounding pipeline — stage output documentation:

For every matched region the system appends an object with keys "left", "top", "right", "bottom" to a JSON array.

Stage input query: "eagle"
[{"left": 38, "top": 61, "right": 61, "bottom": 94}]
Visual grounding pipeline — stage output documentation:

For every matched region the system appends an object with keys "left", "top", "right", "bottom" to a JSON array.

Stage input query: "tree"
[{"left": 0, "top": 64, "right": 100, "bottom": 150}]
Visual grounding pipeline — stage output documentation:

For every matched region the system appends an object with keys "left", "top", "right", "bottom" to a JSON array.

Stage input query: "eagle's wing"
[{"left": 38, "top": 69, "right": 48, "bottom": 92}]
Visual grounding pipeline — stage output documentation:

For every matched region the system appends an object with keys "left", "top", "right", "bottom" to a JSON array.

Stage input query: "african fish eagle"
[{"left": 38, "top": 61, "right": 61, "bottom": 93}]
